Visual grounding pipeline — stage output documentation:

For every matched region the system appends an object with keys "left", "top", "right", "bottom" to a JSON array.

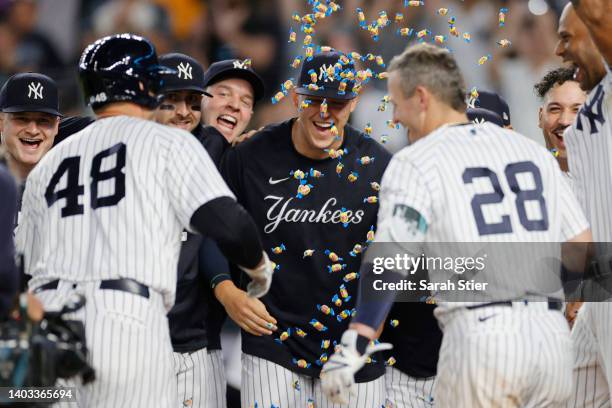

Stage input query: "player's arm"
[
  {"left": 0, "top": 167, "right": 18, "bottom": 319},
  {"left": 167, "top": 130, "right": 272, "bottom": 297},
  {"left": 350, "top": 159, "right": 432, "bottom": 342},
  {"left": 321, "top": 157, "right": 432, "bottom": 404},
  {"left": 558, "top": 170, "right": 594, "bottom": 289},
  {"left": 198, "top": 236, "right": 277, "bottom": 336},
  {"left": 571, "top": 0, "right": 612, "bottom": 65}
]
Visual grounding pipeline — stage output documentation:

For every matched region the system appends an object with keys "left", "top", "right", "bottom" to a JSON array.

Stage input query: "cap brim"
[
  {"left": 205, "top": 69, "right": 265, "bottom": 102},
  {"left": 161, "top": 84, "right": 213, "bottom": 98},
  {"left": 295, "top": 87, "right": 356, "bottom": 101},
  {"left": 2, "top": 105, "right": 63, "bottom": 117}
]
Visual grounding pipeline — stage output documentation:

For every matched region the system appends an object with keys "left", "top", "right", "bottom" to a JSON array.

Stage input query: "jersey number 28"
[
  {"left": 462, "top": 161, "right": 549, "bottom": 235},
  {"left": 45, "top": 143, "right": 126, "bottom": 217}
]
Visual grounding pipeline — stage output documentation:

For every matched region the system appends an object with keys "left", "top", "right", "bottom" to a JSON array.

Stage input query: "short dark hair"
[{"left": 534, "top": 67, "right": 577, "bottom": 98}]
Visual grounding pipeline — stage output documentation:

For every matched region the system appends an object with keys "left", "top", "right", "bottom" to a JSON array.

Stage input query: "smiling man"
[
  {"left": 154, "top": 53, "right": 212, "bottom": 133},
  {"left": 535, "top": 67, "right": 587, "bottom": 173},
  {"left": 221, "top": 50, "right": 391, "bottom": 407},
  {"left": 201, "top": 59, "right": 264, "bottom": 144},
  {"left": 0, "top": 73, "right": 60, "bottom": 184}
]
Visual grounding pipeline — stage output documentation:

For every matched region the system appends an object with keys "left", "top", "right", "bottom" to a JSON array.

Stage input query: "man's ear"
[
  {"left": 291, "top": 90, "right": 300, "bottom": 109},
  {"left": 414, "top": 86, "right": 429, "bottom": 110},
  {"left": 538, "top": 106, "right": 544, "bottom": 129},
  {"left": 349, "top": 95, "right": 360, "bottom": 113}
]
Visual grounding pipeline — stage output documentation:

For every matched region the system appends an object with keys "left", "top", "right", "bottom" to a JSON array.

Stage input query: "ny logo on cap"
[
  {"left": 318, "top": 64, "right": 336, "bottom": 83},
  {"left": 233, "top": 59, "right": 252, "bottom": 70},
  {"left": 27, "top": 82, "right": 44, "bottom": 100},
  {"left": 177, "top": 62, "right": 193, "bottom": 80}
]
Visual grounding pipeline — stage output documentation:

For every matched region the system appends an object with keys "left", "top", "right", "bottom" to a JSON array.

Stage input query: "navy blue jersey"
[
  {"left": 222, "top": 119, "right": 391, "bottom": 380},
  {"left": 0, "top": 164, "right": 18, "bottom": 318},
  {"left": 168, "top": 125, "right": 231, "bottom": 352},
  {"left": 381, "top": 302, "right": 442, "bottom": 378}
]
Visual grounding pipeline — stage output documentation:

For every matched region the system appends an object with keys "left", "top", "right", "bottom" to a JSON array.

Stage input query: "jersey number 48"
[
  {"left": 44, "top": 142, "right": 126, "bottom": 217},
  {"left": 463, "top": 161, "right": 549, "bottom": 235}
]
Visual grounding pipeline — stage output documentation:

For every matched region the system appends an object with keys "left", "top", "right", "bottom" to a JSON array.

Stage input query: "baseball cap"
[
  {"left": 295, "top": 51, "right": 356, "bottom": 100},
  {"left": 203, "top": 59, "right": 265, "bottom": 102},
  {"left": 0, "top": 72, "right": 61, "bottom": 116},
  {"left": 467, "top": 107, "right": 504, "bottom": 127},
  {"left": 474, "top": 90, "right": 511, "bottom": 127},
  {"left": 158, "top": 53, "right": 212, "bottom": 97}
]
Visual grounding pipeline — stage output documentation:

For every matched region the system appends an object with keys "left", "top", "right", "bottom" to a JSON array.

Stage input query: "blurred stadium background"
[{"left": 0, "top": 0, "right": 572, "bottom": 153}]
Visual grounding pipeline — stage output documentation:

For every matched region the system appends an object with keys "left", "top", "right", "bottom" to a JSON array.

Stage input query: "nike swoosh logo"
[
  {"left": 269, "top": 177, "right": 290, "bottom": 185},
  {"left": 478, "top": 314, "right": 498, "bottom": 322}
]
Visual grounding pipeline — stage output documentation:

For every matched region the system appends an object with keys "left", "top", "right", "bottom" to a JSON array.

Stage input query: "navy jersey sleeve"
[
  {"left": 199, "top": 126, "right": 231, "bottom": 168},
  {"left": 220, "top": 144, "right": 245, "bottom": 200},
  {"left": 198, "top": 237, "right": 231, "bottom": 288},
  {"left": 0, "top": 166, "right": 18, "bottom": 318}
]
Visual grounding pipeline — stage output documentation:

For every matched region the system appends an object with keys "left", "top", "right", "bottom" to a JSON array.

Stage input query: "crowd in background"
[{"left": 0, "top": 0, "right": 571, "bottom": 151}]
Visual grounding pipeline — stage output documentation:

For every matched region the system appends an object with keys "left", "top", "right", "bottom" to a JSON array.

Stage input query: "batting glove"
[
  {"left": 320, "top": 329, "right": 392, "bottom": 404},
  {"left": 240, "top": 251, "right": 274, "bottom": 298}
]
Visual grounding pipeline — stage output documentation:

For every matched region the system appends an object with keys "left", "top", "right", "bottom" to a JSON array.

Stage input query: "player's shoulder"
[
  {"left": 0, "top": 164, "right": 16, "bottom": 194},
  {"left": 233, "top": 119, "right": 293, "bottom": 154}
]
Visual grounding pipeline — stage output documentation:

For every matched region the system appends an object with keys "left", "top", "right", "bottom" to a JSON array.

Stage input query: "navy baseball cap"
[
  {"left": 158, "top": 53, "right": 212, "bottom": 97},
  {"left": 295, "top": 51, "right": 356, "bottom": 100},
  {"left": 474, "top": 90, "right": 511, "bottom": 127},
  {"left": 0, "top": 72, "right": 61, "bottom": 116},
  {"left": 203, "top": 59, "right": 265, "bottom": 102},
  {"left": 467, "top": 107, "right": 504, "bottom": 127}
]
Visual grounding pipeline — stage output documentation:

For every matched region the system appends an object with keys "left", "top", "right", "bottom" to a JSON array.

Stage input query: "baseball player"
[
  {"left": 0, "top": 73, "right": 60, "bottom": 184},
  {"left": 15, "top": 33, "right": 273, "bottom": 407},
  {"left": 199, "top": 58, "right": 267, "bottom": 408},
  {"left": 221, "top": 49, "right": 391, "bottom": 407},
  {"left": 153, "top": 51, "right": 218, "bottom": 408},
  {"left": 534, "top": 66, "right": 606, "bottom": 408},
  {"left": 535, "top": 67, "right": 587, "bottom": 175},
  {"left": 321, "top": 43, "right": 592, "bottom": 407},
  {"left": 154, "top": 52, "right": 266, "bottom": 408},
  {"left": 555, "top": 1, "right": 612, "bottom": 406}
]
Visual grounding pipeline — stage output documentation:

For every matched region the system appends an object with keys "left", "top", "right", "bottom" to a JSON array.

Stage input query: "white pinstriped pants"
[
  {"left": 241, "top": 353, "right": 386, "bottom": 408},
  {"left": 174, "top": 348, "right": 209, "bottom": 408},
  {"left": 384, "top": 367, "right": 435, "bottom": 407},
  {"left": 206, "top": 349, "right": 228, "bottom": 408},
  {"left": 36, "top": 280, "right": 176, "bottom": 408},
  {"left": 566, "top": 302, "right": 612, "bottom": 408},
  {"left": 434, "top": 303, "right": 573, "bottom": 408}
]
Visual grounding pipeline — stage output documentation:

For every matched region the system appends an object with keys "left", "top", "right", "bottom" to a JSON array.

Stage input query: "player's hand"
[
  {"left": 214, "top": 281, "right": 277, "bottom": 336},
  {"left": 239, "top": 251, "right": 274, "bottom": 298},
  {"left": 320, "top": 330, "right": 392, "bottom": 404},
  {"left": 232, "top": 127, "right": 263, "bottom": 146},
  {"left": 565, "top": 301, "right": 583, "bottom": 328}
]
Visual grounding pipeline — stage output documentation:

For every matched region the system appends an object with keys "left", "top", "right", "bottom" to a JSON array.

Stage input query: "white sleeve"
[
  {"left": 164, "top": 129, "right": 235, "bottom": 231},
  {"left": 15, "top": 172, "right": 42, "bottom": 275},
  {"left": 558, "top": 173, "right": 590, "bottom": 242},
  {"left": 375, "top": 156, "right": 432, "bottom": 245}
]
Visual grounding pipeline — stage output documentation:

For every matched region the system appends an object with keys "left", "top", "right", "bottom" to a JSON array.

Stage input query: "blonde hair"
[{"left": 388, "top": 43, "right": 467, "bottom": 111}]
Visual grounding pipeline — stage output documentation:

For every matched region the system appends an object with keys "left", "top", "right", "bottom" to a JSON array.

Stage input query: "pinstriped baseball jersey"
[
  {"left": 375, "top": 122, "right": 589, "bottom": 309},
  {"left": 565, "top": 69, "right": 612, "bottom": 242},
  {"left": 16, "top": 115, "right": 234, "bottom": 310},
  {"left": 564, "top": 67, "right": 612, "bottom": 408}
]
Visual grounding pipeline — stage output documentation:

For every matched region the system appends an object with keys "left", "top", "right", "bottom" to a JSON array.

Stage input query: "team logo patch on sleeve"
[{"left": 393, "top": 204, "right": 428, "bottom": 236}]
